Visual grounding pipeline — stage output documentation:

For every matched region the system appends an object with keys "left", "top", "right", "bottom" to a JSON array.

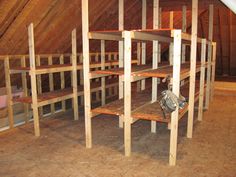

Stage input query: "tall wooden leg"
[
  {"left": 123, "top": 31, "right": 132, "bottom": 156},
  {"left": 198, "top": 39, "right": 206, "bottom": 121},
  {"left": 21, "top": 56, "right": 29, "bottom": 122},
  {"left": 60, "top": 55, "right": 66, "bottom": 112},
  {"left": 119, "top": 0, "right": 124, "bottom": 128},
  {"left": 28, "top": 23, "right": 40, "bottom": 136},
  {"left": 4, "top": 57, "right": 14, "bottom": 128},
  {"left": 169, "top": 30, "right": 181, "bottom": 166},
  {"left": 82, "top": 0, "right": 92, "bottom": 148},
  {"left": 72, "top": 29, "right": 79, "bottom": 120},
  {"left": 187, "top": 0, "right": 198, "bottom": 139}
]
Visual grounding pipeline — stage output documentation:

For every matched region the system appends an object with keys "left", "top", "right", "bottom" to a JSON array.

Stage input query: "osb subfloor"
[{"left": 0, "top": 91, "right": 236, "bottom": 177}]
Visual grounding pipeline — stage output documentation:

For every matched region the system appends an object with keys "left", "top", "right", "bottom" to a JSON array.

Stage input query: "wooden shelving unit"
[{"left": 82, "top": 0, "right": 217, "bottom": 166}]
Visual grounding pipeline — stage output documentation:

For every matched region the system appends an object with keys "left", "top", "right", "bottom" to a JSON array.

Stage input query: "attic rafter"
[{"left": 0, "top": 0, "right": 30, "bottom": 39}]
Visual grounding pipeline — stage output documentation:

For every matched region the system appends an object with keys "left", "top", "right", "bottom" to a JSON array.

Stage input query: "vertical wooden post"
[
  {"left": 123, "top": 31, "right": 132, "bottom": 157},
  {"left": 169, "top": 11, "right": 174, "bottom": 65},
  {"left": 48, "top": 55, "right": 55, "bottom": 114},
  {"left": 79, "top": 54, "right": 84, "bottom": 106},
  {"left": 4, "top": 57, "right": 14, "bottom": 128},
  {"left": 72, "top": 29, "right": 79, "bottom": 121},
  {"left": 108, "top": 53, "right": 113, "bottom": 96},
  {"left": 36, "top": 55, "right": 43, "bottom": 116},
  {"left": 169, "top": 30, "right": 182, "bottom": 166},
  {"left": 198, "top": 39, "right": 206, "bottom": 121},
  {"left": 113, "top": 53, "right": 118, "bottom": 96},
  {"left": 141, "top": 0, "right": 147, "bottom": 90},
  {"left": 151, "top": 0, "right": 159, "bottom": 133},
  {"left": 119, "top": 0, "right": 124, "bottom": 128},
  {"left": 95, "top": 53, "right": 100, "bottom": 101},
  {"left": 187, "top": 0, "right": 198, "bottom": 139},
  {"left": 136, "top": 42, "right": 141, "bottom": 92},
  {"left": 21, "top": 56, "right": 29, "bottom": 122},
  {"left": 158, "top": 7, "right": 162, "bottom": 63},
  {"left": 182, "top": 6, "right": 187, "bottom": 63},
  {"left": 82, "top": 0, "right": 92, "bottom": 148},
  {"left": 101, "top": 40, "right": 106, "bottom": 106},
  {"left": 211, "top": 42, "right": 217, "bottom": 101},
  {"left": 205, "top": 4, "right": 214, "bottom": 109},
  {"left": 28, "top": 23, "right": 40, "bottom": 136},
  {"left": 60, "top": 54, "right": 66, "bottom": 111}
]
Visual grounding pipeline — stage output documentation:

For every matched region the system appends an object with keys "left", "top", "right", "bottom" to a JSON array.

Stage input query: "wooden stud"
[
  {"left": 28, "top": 23, "right": 40, "bottom": 136},
  {"left": 158, "top": 7, "right": 162, "bottom": 63},
  {"left": 72, "top": 29, "right": 79, "bottom": 121},
  {"left": 151, "top": 0, "right": 160, "bottom": 133},
  {"left": 79, "top": 54, "right": 84, "bottom": 106},
  {"left": 4, "top": 57, "right": 14, "bottom": 128},
  {"left": 182, "top": 6, "right": 187, "bottom": 63},
  {"left": 211, "top": 42, "right": 217, "bottom": 101},
  {"left": 205, "top": 4, "right": 214, "bottom": 109},
  {"left": 95, "top": 53, "right": 100, "bottom": 101},
  {"left": 181, "top": 6, "right": 187, "bottom": 86},
  {"left": 21, "top": 56, "right": 29, "bottom": 122},
  {"left": 123, "top": 31, "right": 132, "bottom": 157},
  {"left": 187, "top": 0, "right": 198, "bottom": 139},
  {"left": 169, "top": 30, "right": 182, "bottom": 166},
  {"left": 101, "top": 40, "right": 106, "bottom": 106},
  {"left": 82, "top": 0, "right": 92, "bottom": 148},
  {"left": 48, "top": 55, "right": 55, "bottom": 114},
  {"left": 136, "top": 42, "right": 141, "bottom": 92},
  {"left": 169, "top": 11, "right": 174, "bottom": 65},
  {"left": 141, "top": 0, "right": 147, "bottom": 90},
  {"left": 36, "top": 55, "right": 43, "bottom": 116},
  {"left": 198, "top": 39, "right": 207, "bottom": 121},
  {"left": 119, "top": 0, "right": 124, "bottom": 128},
  {"left": 59, "top": 54, "right": 66, "bottom": 112}
]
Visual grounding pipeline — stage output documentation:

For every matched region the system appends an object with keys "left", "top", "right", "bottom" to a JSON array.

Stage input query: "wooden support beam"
[
  {"left": 187, "top": 0, "right": 198, "bottom": 139},
  {"left": 182, "top": 6, "right": 187, "bottom": 63},
  {"left": 158, "top": 7, "right": 162, "bottom": 63},
  {"left": 123, "top": 31, "right": 132, "bottom": 157},
  {"left": 95, "top": 53, "right": 100, "bottom": 101},
  {"left": 21, "top": 56, "right": 29, "bottom": 122},
  {"left": 141, "top": 0, "right": 147, "bottom": 90},
  {"left": 82, "top": 0, "right": 92, "bottom": 148},
  {"left": 4, "top": 57, "right": 14, "bottom": 128},
  {"left": 169, "top": 30, "right": 181, "bottom": 166},
  {"left": 79, "top": 54, "right": 84, "bottom": 106},
  {"left": 59, "top": 55, "right": 66, "bottom": 112},
  {"left": 48, "top": 55, "right": 55, "bottom": 114},
  {"left": 169, "top": 11, "right": 174, "bottom": 65},
  {"left": 205, "top": 4, "right": 214, "bottom": 109},
  {"left": 119, "top": 0, "right": 124, "bottom": 128},
  {"left": 151, "top": 0, "right": 160, "bottom": 133},
  {"left": 72, "top": 29, "right": 79, "bottom": 120},
  {"left": 36, "top": 55, "right": 43, "bottom": 117},
  {"left": 211, "top": 42, "right": 217, "bottom": 101},
  {"left": 101, "top": 40, "right": 106, "bottom": 106},
  {"left": 198, "top": 39, "right": 207, "bottom": 121},
  {"left": 28, "top": 23, "right": 40, "bottom": 137}
]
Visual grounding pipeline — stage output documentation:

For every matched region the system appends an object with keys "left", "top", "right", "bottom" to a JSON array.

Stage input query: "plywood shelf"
[
  {"left": 90, "top": 64, "right": 151, "bottom": 77},
  {"left": 136, "top": 62, "right": 201, "bottom": 80},
  {"left": 10, "top": 60, "right": 136, "bottom": 75},
  {"left": 90, "top": 62, "right": 202, "bottom": 81},
  {"left": 89, "top": 28, "right": 205, "bottom": 43},
  {"left": 13, "top": 78, "right": 118, "bottom": 107}
]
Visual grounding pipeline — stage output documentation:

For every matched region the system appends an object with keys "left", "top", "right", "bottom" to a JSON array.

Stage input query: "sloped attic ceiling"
[{"left": 0, "top": 0, "right": 221, "bottom": 55}]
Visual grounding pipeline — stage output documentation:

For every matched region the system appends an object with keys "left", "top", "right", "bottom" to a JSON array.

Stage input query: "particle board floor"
[{"left": 0, "top": 91, "right": 236, "bottom": 177}]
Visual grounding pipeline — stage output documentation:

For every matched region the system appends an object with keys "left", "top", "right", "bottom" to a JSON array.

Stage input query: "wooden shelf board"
[
  {"left": 12, "top": 78, "right": 119, "bottom": 105},
  {"left": 136, "top": 62, "right": 201, "bottom": 79},
  {"left": 92, "top": 81, "right": 203, "bottom": 123},
  {"left": 90, "top": 64, "right": 152, "bottom": 76}
]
